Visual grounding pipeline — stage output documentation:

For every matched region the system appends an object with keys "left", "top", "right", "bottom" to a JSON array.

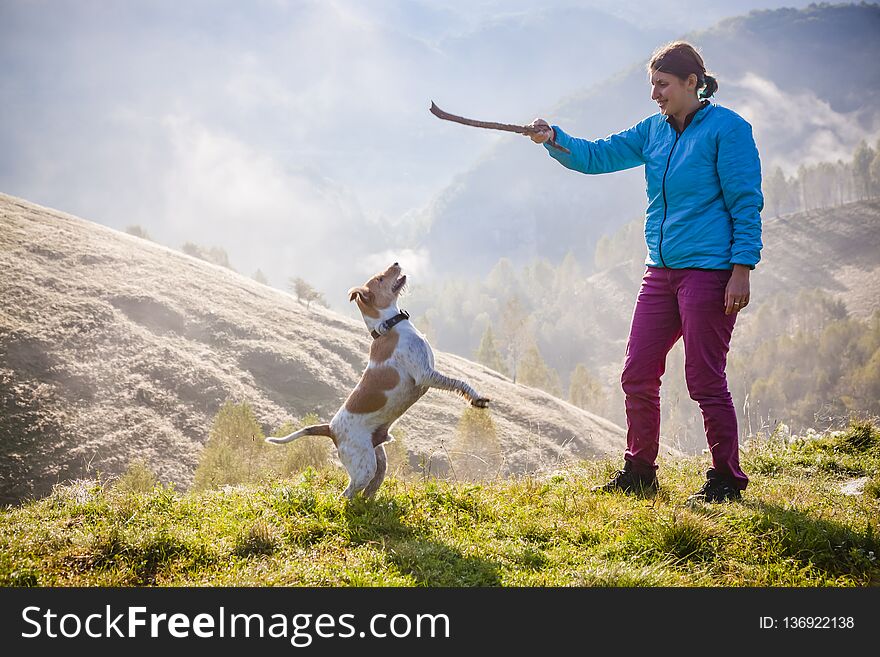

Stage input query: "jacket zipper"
[{"left": 658, "top": 130, "right": 681, "bottom": 268}]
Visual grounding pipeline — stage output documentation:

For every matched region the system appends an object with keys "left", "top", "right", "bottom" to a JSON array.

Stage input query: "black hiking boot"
[
  {"left": 592, "top": 462, "right": 658, "bottom": 496},
  {"left": 687, "top": 475, "right": 742, "bottom": 504}
]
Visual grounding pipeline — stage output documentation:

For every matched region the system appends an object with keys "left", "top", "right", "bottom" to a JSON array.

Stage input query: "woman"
[{"left": 528, "top": 41, "right": 763, "bottom": 502}]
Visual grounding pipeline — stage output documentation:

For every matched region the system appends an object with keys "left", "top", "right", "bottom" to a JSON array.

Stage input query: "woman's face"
[{"left": 650, "top": 70, "right": 696, "bottom": 117}]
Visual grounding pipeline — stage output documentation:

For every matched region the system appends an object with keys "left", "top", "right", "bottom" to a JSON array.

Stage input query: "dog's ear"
[{"left": 348, "top": 286, "right": 371, "bottom": 304}]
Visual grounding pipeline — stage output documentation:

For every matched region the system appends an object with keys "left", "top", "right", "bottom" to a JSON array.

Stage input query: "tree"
[
  {"left": 568, "top": 363, "right": 606, "bottom": 413},
  {"left": 835, "top": 159, "right": 856, "bottom": 206},
  {"left": 253, "top": 269, "right": 269, "bottom": 285},
  {"left": 815, "top": 162, "right": 836, "bottom": 209},
  {"left": 797, "top": 164, "right": 810, "bottom": 211},
  {"left": 522, "top": 259, "right": 555, "bottom": 301},
  {"left": 290, "top": 277, "right": 312, "bottom": 304},
  {"left": 181, "top": 242, "right": 204, "bottom": 260},
  {"left": 179, "top": 242, "right": 234, "bottom": 270},
  {"left": 870, "top": 150, "right": 880, "bottom": 198},
  {"left": 497, "top": 296, "right": 531, "bottom": 383},
  {"left": 593, "top": 234, "right": 614, "bottom": 270},
  {"left": 486, "top": 257, "right": 517, "bottom": 295},
  {"left": 592, "top": 218, "right": 644, "bottom": 273},
  {"left": 125, "top": 225, "right": 152, "bottom": 241},
  {"left": 517, "top": 340, "right": 562, "bottom": 397},
  {"left": 763, "top": 166, "right": 789, "bottom": 217},
  {"left": 555, "top": 251, "right": 583, "bottom": 295},
  {"left": 849, "top": 339, "right": 880, "bottom": 414},
  {"left": 474, "top": 324, "right": 508, "bottom": 376},
  {"left": 853, "top": 140, "right": 874, "bottom": 200},
  {"left": 206, "top": 246, "right": 234, "bottom": 270},
  {"left": 289, "top": 277, "right": 325, "bottom": 310}
]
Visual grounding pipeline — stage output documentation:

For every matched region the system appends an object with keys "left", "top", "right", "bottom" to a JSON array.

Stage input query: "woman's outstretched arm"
[{"left": 527, "top": 117, "right": 650, "bottom": 175}]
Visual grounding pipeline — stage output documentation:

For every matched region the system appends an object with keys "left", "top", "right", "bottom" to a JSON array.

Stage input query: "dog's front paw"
[{"left": 471, "top": 397, "right": 490, "bottom": 408}]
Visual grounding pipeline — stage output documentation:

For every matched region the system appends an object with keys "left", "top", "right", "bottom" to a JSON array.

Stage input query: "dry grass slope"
[{"left": 0, "top": 193, "right": 627, "bottom": 504}]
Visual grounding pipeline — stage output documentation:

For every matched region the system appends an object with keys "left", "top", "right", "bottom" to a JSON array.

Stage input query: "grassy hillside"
[{"left": 2, "top": 421, "right": 877, "bottom": 587}]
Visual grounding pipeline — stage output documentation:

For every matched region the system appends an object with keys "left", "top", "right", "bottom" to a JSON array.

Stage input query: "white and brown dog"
[{"left": 267, "top": 263, "right": 490, "bottom": 499}]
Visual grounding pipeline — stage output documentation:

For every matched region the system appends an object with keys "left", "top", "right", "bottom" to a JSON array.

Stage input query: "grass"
[{"left": 1, "top": 421, "right": 878, "bottom": 587}]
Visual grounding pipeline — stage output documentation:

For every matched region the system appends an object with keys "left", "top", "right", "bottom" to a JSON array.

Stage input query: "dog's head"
[{"left": 348, "top": 262, "right": 407, "bottom": 318}]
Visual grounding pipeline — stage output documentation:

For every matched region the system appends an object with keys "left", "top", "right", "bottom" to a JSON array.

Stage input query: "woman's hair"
[{"left": 647, "top": 41, "right": 718, "bottom": 99}]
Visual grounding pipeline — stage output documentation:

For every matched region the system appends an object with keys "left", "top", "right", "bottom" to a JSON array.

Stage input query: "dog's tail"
[{"left": 265, "top": 423, "right": 334, "bottom": 445}]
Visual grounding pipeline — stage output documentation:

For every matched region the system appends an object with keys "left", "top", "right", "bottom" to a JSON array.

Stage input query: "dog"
[{"left": 267, "top": 263, "right": 490, "bottom": 499}]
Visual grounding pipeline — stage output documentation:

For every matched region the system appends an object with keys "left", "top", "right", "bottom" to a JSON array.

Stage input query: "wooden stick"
[{"left": 429, "top": 102, "right": 571, "bottom": 154}]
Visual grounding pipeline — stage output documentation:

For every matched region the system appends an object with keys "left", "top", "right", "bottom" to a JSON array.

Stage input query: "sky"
[{"left": 0, "top": 0, "right": 831, "bottom": 308}]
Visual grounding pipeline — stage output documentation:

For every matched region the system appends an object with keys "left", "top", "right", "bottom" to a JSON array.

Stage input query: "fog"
[{"left": 0, "top": 0, "right": 837, "bottom": 308}]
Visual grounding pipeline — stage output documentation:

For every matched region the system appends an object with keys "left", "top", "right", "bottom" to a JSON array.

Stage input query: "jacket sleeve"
[
  {"left": 717, "top": 120, "right": 764, "bottom": 268},
  {"left": 543, "top": 119, "right": 649, "bottom": 174}
]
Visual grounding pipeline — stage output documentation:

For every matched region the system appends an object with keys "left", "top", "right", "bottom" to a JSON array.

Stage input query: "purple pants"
[{"left": 621, "top": 267, "right": 748, "bottom": 489}]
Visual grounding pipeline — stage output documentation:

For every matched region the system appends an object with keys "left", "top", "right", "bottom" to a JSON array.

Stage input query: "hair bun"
[{"left": 700, "top": 74, "right": 718, "bottom": 99}]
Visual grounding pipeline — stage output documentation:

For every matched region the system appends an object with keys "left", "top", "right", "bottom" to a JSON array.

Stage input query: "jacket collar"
[{"left": 666, "top": 100, "right": 711, "bottom": 133}]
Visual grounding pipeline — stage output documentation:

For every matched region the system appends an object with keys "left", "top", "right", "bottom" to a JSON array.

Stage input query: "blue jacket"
[{"left": 545, "top": 102, "right": 763, "bottom": 269}]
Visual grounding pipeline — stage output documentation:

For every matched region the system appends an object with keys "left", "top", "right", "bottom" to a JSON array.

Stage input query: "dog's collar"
[{"left": 371, "top": 310, "right": 410, "bottom": 339}]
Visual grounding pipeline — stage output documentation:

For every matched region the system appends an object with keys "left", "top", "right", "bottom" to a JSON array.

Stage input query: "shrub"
[
  {"left": 115, "top": 459, "right": 158, "bottom": 493},
  {"left": 384, "top": 426, "right": 411, "bottom": 479},
  {"left": 193, "top": 401, "right": 265, "bottom": 490},
  {"left": 450, "top": 406, "right": 502, "bottom": 481},
  {"left": 271, "top": 414, "right": 334, "bottom": 476},
  {"left": 233, "top": 521, "right": 277, "bottom": 557},
  {"left": 865, "top": 473, "right": 880, "bottom": 499},
  {"left": 193, "top": 440, "right": 246, "bottom": 491},
  {"left": 837, "top": 419, "right": 879, "bottom": 452}
]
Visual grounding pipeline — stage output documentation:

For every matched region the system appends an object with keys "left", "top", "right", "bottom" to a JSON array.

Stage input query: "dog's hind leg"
[
  {"left": 363, "top": 444, "right": 388, "bottom": 499},
  {"left": 339, "top": 442, "right": 377, "bottom": 500}
]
